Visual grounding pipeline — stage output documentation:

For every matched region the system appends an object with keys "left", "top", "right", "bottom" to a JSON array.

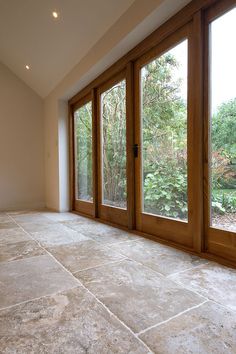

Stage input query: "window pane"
[
  {"left": 101, "top": 80, "right": 127, "bottom": 208},
  {"left": 141, "top": 40, "right": 188, "bottom": 220},
  {"left": 74, "top": 101, "right": 93, "bottom": 201},
  {"left": 210, "top": 8, "right": 236, "bottom": 232}
]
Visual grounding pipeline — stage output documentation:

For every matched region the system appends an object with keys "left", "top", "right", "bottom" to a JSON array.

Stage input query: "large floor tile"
[
  {"left": 112, "top": 238, "right": 207, "bottom": 276},
  {"left": 0, "top": 286, "right": 149, "bottom": 354},
  {"left": 62, "top": 218, "right": 100, "bottom": 229},
  {"left": 0, "top": 254, "right": 78, "bottom": 308},
  {"left": 47, "top": 239, "right": 125, "bottom": 273},
  {"left": 43, "top": 211, "right": 81, "bottom": 222},
  {"left": 20, "top": 221, "right": 59, "bottom": 233},
  {"left": 76, "top": 259, "right": 205, "bottom": 333},
  {"left": 0, "top": 215, "right": 12, "bottom": 223},
  {"left": 140, "top": 301, "right": 236, "bottom": 354},
  {"left": 69, "top": 221, "right": 140, "bottom": 244},
  {"left": 31, "top": 224, "right": 89, "bottom": 246},
  {"left": 0, "top": 228, "right": 31, "bottom": 245},
  {"left": 0, "top": 240, "right": 45, "bottom": 263},
  {"left": 0, "top": 222, "right": 19, "bottom": 230},
  {"left": 7, "top": 210, "right": 43, "bottom": 215},
  {"left": 12, "top": 213, "right": 53, "bottom": 225},
  {"left": 169, "top": 262, "right": 236, "bottom": 311}
]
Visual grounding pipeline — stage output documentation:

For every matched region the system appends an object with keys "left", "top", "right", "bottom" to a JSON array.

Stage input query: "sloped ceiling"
[{"left": 0, "top": 0, "right": 135, "bottom": 97}]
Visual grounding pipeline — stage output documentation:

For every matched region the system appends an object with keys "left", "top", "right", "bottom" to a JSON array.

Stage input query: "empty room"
[{"left": 0, "top": 0, "right": 235, "bottom": 353}]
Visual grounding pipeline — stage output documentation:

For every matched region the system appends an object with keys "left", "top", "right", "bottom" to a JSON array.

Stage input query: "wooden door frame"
[
  {"left": 134, "top": 22, "right": 202, "bottom": 249},
  {"left": 203, "top": 0, "right": 236, "bottom": 262}
]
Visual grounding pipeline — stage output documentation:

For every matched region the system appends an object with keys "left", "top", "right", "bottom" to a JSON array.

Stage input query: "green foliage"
[
  {"left": 212, "top": 98, "right": 236, "bottom": 161},
  {"left": 211, "top": 98, "right": 236, "bottom": 193},
  {"left": 75, "top": 102, "right": 93, "bottom": 200},
  {"left": 212, "top": 190, "right": 236, "bottom": 214},
  {"left": 102, "top": 80, "right": 126, "bottom": 206},
  {"left": 144, "top": 160, "right": 188, "bottom": 218},
  {"left": 75, "top": 44, "right": 236, "bottom": 219}
]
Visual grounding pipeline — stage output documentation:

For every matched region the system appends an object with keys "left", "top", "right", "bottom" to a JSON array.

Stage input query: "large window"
[
  {"left": 74, "top": 101, "right": 93, "bottom": 202},
  {"left": 209, "top": 7, "right": 236, "bottom": 232},
  {"left": 101, "top": 80, "right": 127, "bottom": 209},
  {"left": 141, "top": 40, "right": 188, "bottom": 220},
  {"left": 70, "top": 0, "right": 236, "bottom": 265}
]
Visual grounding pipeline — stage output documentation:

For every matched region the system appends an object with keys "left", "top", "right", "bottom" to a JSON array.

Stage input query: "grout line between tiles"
[
  {"left": 103, "top": 242, "right": 203, "bottom": 280},
  {"left": 166, "top": 261, "right": 211, "bottom": 277},
  {"left": 6, "top": 213, "right": 154, "bottom": 353},
  {"left": 137, "top": 300, "right": 209, "bottom": 336},
  {"left": 167, "top": 277, "right": 209, "bottom": 301},
  {"left": 72, "top": 258, "right": 127, "bottom": 274},
  {"left": 204, "top": 299, "right": 236, "bottom": 313}
]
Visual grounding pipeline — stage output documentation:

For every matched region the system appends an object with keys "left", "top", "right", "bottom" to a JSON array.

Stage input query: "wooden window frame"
[{"left": 68, "top": 0, "right": 236, "bottom": 268}]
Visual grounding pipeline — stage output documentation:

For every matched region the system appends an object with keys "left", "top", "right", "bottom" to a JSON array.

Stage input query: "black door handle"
[{"left": 133, "top": 144, "right": 139, "bottom": 158}]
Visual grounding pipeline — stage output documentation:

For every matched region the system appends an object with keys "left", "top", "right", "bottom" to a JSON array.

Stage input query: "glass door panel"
[
  {"left": 209, "top": 7, "right": 236, "bottom": 233},
  {"left": 135, "top": 24, "right": 193, "bottom": 247},
  {"left": 141, "top": 40, "right": 188, "bottom": 221},
  {"left": 101, "top": 79, "right": 127, "bottom": 209},
  {"left": 98, "top": 73, "right": 128, "bottom": 227},
  {"left": 205, "top": 3, "right": 236, "bottom": 263},
  {"left": 73, "top": 97, "right": 95, "bottom": 217},
  {"left": 74, "top": 101, "right": 93, "bottom": 202}
]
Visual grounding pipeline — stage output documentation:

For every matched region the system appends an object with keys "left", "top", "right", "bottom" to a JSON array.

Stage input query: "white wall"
[{"left": 0, "top": 62, "right": 45, "bottom": 210}]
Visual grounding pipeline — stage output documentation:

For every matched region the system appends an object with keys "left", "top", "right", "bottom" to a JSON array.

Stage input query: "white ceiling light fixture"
[
  {"left": 52, "top": 11, "right": 59, "bottom": 19},
  {"left": 25, "top": 65, "right": 30, "bottom": 70}
]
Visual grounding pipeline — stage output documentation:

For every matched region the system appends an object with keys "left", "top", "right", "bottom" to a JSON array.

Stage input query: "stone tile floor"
[{"left": 0, "top": 210, "right": 235, "bottom": 353}]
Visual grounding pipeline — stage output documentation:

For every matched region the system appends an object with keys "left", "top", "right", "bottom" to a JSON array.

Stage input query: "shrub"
[{"left": 144, "top": 160, "right": 188, "bottom": 219}]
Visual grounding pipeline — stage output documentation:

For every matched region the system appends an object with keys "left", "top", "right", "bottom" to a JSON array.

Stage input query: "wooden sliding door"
[
  {"left": 204, "top": 0, "right": 236, "bottom": 262},
  {"left": 134, "top": 23, "right": 198, "bottom": 248}
]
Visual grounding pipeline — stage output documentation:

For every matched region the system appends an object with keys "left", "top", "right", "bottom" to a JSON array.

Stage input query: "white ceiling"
[{"left": 0, "top": 0, "right": 135, "bottom": 97}]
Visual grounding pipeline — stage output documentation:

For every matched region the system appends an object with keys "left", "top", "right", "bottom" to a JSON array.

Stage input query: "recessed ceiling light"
[
  {"left": 52, "top": 11, "right": 59, "bottom": 19},
  {"left": 25, "top": 65, "right": 30, "bottom": 70}
]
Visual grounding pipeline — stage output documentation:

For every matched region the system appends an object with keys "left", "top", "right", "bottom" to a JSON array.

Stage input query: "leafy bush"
[
  {"left": 144, "top": 160, "right": 188, "bottom": 219},
  {"left": 212, "top": 190, "right": 236, "bottom": 214}
]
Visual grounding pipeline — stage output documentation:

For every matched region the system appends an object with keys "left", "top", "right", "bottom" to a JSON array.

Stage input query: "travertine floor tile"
[
  {"left": 47, "top": 239, "right": 125, "bottom": 273},
  {"left": 31, "top": 224, "right": 89, "bottom": 246},
  {"left": 62, "top": 218, "right": 100, "bottom": 229},
  {"left": 67, "top": 221, "right": 140, "bottom": 244},
  {"left": 0, "top": 240, "right": 45, "bottom": 263},
  {"left": 20, "top": 221, "right": 59, "bottom": 233},
  {"left": 0, "top": 222, "right": 19, "bottom": 230},
  {"left": 112, "top": 238, "right": 207, "bottom": 275},
  {"left": 43, "top": 211, "right": 81, "bottom": 222},
  {"left": 0, "top": 254, "right": 78, "bottom": 308},
  {"left": 7, "top": 210, "right": 43, "bottom": 215},
  {"left": 0, "top": 228, "right": 31, "bottom": 245},
  {"left": 169, "top": 262, "right": 236, "bottom": 311},
  {"left": 12, "top": 213, "right": 53, "bottom": 224},
  {"left": 0, "top": 215, "right": 12, "bottom": 223},
  {"left": 0, "top": 287, "right": 149, "bottom": 354},
  {"left": 76, "top": 259, "right": 205, "bottom": 333},
  {"left": 140, "top": 301, "right": 236, "bottom": 354}
]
